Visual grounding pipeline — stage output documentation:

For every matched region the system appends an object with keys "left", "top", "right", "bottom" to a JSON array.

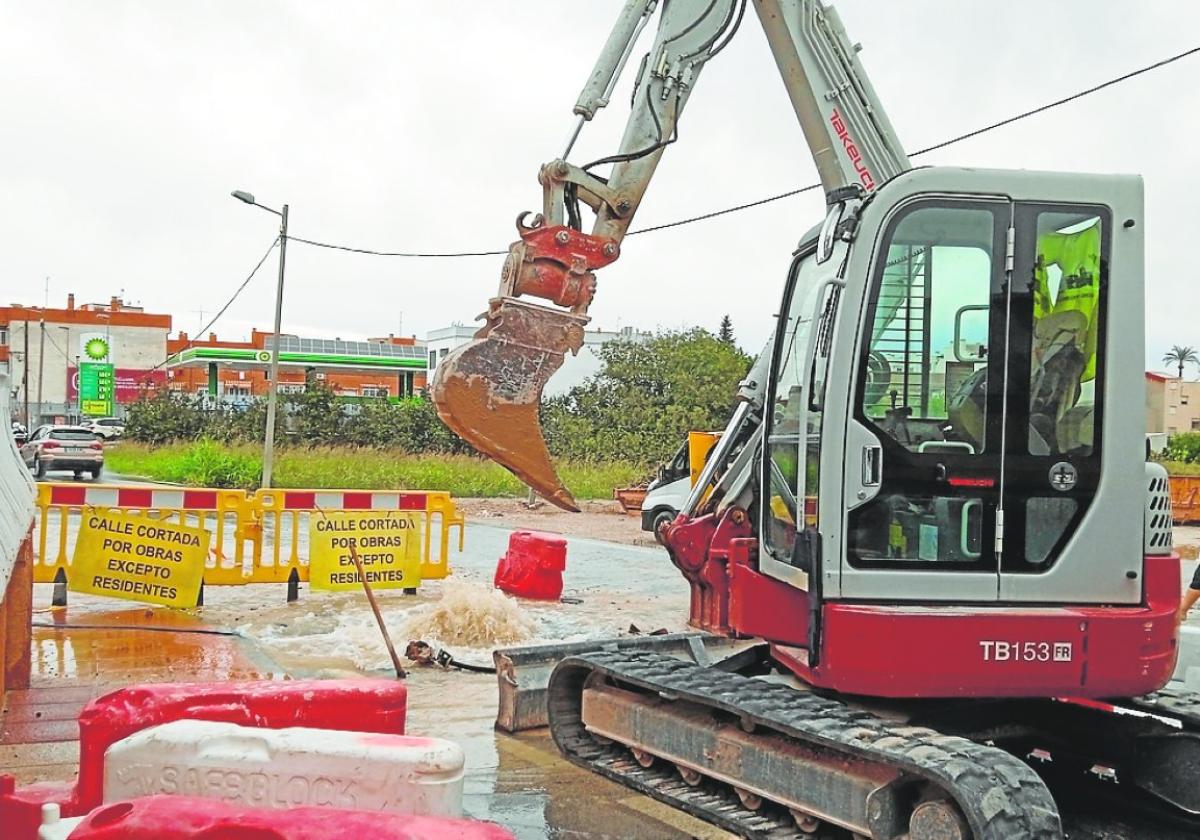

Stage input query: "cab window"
[
  {"left": 860, "top": 205, "right": 997, "bottom": 454},
  {"left": 1026, "top": 212, "right": 1104, "bottom": 457}
]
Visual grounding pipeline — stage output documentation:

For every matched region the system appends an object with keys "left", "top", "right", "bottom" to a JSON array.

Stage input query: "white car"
[{"left": 84, "top": 417, "right": 125, "bottom": 440}]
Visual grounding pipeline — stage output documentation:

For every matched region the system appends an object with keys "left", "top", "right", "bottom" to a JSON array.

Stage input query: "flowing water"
[{"left": 402, "top": 580, "right": 535, "bottom": 648}]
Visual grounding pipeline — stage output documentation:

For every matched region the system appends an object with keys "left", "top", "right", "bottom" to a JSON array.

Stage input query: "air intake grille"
[{"left": 1145, "top": 463, "right": 1173, "bottom": 555}]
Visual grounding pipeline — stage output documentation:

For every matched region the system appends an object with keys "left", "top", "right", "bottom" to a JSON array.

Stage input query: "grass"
[{"left": 105, "top": 441, "right": 649, "bottom": 499}]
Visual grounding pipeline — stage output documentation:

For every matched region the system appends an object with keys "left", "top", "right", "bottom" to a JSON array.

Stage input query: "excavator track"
[{"left": 548, "top": 650, "right": 1063, "bottom": 839}]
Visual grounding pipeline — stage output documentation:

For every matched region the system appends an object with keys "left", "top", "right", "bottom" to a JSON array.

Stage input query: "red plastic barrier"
[
  {"left": 64, "top": 795, "right": 516, "bottom": 839},
  {"left": 493, "top": 530, "right": 567, "bottom": 601},
  {"left": 0, "top": 679, "right": 407, "bottom": 839}
]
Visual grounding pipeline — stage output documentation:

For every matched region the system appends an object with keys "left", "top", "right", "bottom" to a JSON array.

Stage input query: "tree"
[
  {"left": 718, "top": 315, "right": 735, "bottom": 345},
  {"left": 1163, "top": 345, "right": 1199, "bottom": 380},
  {"left": 542, "top": 329, "right": 752, "bottom": 464}
]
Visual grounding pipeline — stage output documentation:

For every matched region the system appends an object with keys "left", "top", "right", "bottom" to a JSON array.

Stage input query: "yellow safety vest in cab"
[{"left": 1033, "top": 224, "right": 1101, "bottom": 382}]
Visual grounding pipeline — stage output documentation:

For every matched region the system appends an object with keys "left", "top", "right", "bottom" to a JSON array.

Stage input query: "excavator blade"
[{"left": 431, "top": 297, "right": 587, "bottom": 512}]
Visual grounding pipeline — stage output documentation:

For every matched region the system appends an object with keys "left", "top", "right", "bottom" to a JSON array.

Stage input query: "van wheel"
[{"left": 653, "top": 509, "right": 677, "bottom": 545}]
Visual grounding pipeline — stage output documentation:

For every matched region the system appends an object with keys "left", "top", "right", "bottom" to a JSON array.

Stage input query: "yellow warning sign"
[
  {"left": 69, "top": 509, "right": 210, "bottom": 608},
  {"left": 309, "top": 511, "right": 423, "bottom": 591}
]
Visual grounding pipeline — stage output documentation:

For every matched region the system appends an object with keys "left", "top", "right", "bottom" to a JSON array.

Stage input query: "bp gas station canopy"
[{"left": 164, "top": 336, "right": 427, "bottom": 373}]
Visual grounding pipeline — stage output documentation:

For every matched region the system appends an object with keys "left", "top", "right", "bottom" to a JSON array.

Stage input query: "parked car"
[
  {"left": 83, "top": 417, "right": 125, "bottom": 440},
  {"left": 20, "top": 425, "right": 104, "bottom": 480},
  {"left": 11, "top": 421, "right": 28, "bottom": 446}
]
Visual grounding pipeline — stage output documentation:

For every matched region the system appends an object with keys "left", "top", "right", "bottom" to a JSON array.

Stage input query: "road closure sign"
[
  {"left": 69, "top": 510, "right": 210, "bottom": 608},
  {"left": 309, "top": 511, "right": 423, "bottom": 591}
]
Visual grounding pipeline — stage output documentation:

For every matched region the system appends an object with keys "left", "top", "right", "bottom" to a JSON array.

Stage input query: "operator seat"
[{"left": 1028, "top": 310, "right": 1088, "bottom": 455}]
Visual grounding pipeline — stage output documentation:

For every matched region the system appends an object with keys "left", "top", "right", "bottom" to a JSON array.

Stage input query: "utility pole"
[
  {"left": 21, "top": 320, "right": 29, "bottom": 428},
  {"left": 35, "top": 319, "right": 45, "bottom": 424},
  {"left": 262, "top": 204, "right": 289, "bottom": 489}
]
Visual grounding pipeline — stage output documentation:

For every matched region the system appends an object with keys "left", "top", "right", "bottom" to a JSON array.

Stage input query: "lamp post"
[
  {"left": 232, "top": 190, "right": 288, "bottom": 488},
  {"left": 55, "top": 326, "right": 71, "bottom": 420}
]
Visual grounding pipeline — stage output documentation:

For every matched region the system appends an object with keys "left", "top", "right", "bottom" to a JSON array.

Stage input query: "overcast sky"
[{"left": 2, "top": 1, "right": 1197, "bottom": 368}]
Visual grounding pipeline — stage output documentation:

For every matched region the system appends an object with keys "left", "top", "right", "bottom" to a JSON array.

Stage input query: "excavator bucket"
[
  {"left": 431, "top": 297, "right": 588, "bottom": 512},
  {"left": 431, "top": 217, "right": 620, "bottom": 513}
]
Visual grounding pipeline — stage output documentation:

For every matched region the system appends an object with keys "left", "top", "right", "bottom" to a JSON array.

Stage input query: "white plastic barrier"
[
  {"left": 103, "top": 720, "right": 465, "bottom": 817},
  {"left": 0, "top": 372, "right": 36, "bottom": 598},
  {"left": 37, "top": 804, "right": 83, "bottom": 840}
]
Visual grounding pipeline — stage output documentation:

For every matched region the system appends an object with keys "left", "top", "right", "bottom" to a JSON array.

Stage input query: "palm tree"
[{"left": 1163, "top": 345, "right": 1200, "bottom": 380}]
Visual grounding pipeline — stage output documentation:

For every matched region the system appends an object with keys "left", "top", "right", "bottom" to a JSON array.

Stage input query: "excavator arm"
[{"left": 431, "top": 0, "right": 910, "bottom": 510}]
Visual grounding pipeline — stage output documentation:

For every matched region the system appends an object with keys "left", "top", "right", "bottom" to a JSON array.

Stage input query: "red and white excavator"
[{"left": 432, "top": 2, "right": 1192, "bottom": 837}]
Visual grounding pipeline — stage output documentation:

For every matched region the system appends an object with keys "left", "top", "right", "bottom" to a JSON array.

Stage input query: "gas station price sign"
[{"left": 80, "top": 362, "right": 115, "bottom": 416}]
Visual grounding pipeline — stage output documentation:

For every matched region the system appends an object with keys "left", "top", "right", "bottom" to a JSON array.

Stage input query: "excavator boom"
[{"left": 431, "top": 0, "right": 908, "bottom": 508}]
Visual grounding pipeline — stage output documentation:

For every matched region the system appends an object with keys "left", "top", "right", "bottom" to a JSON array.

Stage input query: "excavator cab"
[{"left": 749, "top": 167, "right": 1174, "bottom": 698}]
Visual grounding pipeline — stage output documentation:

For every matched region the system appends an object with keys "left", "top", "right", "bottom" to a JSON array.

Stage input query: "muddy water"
[{"left": 33, "top": 522, "right": 730, "bottom": 838}]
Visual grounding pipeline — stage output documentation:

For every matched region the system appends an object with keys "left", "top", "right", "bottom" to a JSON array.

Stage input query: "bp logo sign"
[
  {"left": 79, "top": 333, "right": 111, "bottom": 362},
  {"left": 84, "top": 337, "right": 110, "bottom": 361},
  {"left": 256, "top": 350, "right": 273, "bottom": 363}
]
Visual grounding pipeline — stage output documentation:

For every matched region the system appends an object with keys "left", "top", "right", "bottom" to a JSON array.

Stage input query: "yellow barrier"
[
  {"left": 33, "top": 483, "right": 464, "bottom": 602},
  {"left": 250, "top": 489, "right": 465, "bottom": 583}
]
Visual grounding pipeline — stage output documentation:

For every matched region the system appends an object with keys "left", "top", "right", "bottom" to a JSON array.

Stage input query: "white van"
[
  {"left": 640, "top": 441, "right": 693, "bottom": 543},
  {"left": 641, "top": 433, "right": 720, "bottom": 544}
]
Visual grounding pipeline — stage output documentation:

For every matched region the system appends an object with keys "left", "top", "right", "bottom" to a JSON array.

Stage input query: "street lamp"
[{"left": 231, "top": 189, "right": 289, "bottom": 489}]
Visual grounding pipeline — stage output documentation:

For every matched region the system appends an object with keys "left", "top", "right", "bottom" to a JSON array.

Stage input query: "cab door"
[
  {"left": 997, "top": 186, "right": 1140, "bottom": 605},
  {"left": 840, "top": 197, "right": 1012, "bottom": 601}
]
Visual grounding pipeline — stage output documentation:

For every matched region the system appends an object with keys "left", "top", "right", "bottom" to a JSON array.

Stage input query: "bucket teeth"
[{"left": 431, "top": 298, "right": 586, "bottom": 512}]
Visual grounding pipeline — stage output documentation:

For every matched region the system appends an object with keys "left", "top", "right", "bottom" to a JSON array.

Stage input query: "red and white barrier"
[
  {"left": 1, "top": 679, "right": 408, "bottom": 839},
  {"left": 276, "top": 491, "right": 429, "bottom": 511},
  {"left": 43, "top": 484, "right": 225, "bottom": 510},
  {"left": 105, "top": 720, "right": 464, "bottom": 817}
]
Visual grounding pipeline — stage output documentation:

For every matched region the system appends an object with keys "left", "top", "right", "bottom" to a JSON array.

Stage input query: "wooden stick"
[
  {"left": 314, "top": 506, "right": 406, "bottom": 679},
  {"left": 347, "top": 539, "right": 407, "bottom": 679}
]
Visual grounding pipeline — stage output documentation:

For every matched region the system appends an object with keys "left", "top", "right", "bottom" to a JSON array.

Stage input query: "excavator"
[{"left": 432, "top": 1, "right": 1194, "bottom": 837}]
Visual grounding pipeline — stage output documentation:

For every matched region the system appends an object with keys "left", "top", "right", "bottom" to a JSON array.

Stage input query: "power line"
[
  {"left": 286, "top": 44, "right": 1199, "bottom": 257},
  {"left": 287, "top": 235, "right": 506, "bottom": 259},
  {"left": 140, "top": 237, "right": 279, "bottom": 381},
  {"left": 908, "top": 44, "right": 1200, "bottom": 157}
]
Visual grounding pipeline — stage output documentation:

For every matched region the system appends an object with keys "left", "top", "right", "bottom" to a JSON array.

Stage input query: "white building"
[
  {"left": 425, "top": 323, "right": 652, "bottom": 396},
  {"left": 3, "top": 295, "right": 171, "bottom": 425}
]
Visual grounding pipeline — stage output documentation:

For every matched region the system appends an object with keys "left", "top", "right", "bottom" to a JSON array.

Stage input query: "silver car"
[{"left": 20, "top": 425, "right": 104, "bottom": 480}]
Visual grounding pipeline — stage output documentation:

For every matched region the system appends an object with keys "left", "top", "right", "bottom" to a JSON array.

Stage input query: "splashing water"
[{"left": 402, "top": 580, "right": 535, "bottom": 648}]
